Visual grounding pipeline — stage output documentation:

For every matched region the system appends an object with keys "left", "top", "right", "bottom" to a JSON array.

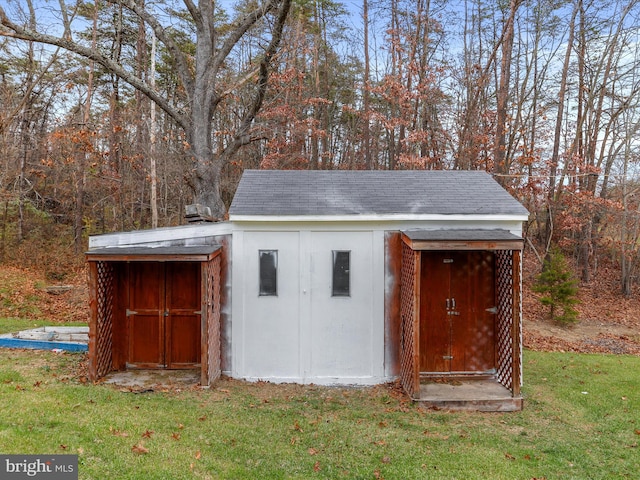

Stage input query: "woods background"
[{"left": 1, "top": 0, "right": 640, "bottom": 298}]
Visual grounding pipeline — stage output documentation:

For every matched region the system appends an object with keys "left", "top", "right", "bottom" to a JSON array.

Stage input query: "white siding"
[
  {"left": 309, "top": 232, "right": 376, "bottom": 380},
  {"left": 232, "top": 231, "right": 301, "bottom": 380},
  {"left": 232, "top": 228, "right": 386, "bottom": 385}
]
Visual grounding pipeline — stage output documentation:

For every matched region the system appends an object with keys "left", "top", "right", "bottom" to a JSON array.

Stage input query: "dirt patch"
[
  {"left": 524, "top": 318, "right": 640, "bottom": 355},
  {"left": 522, "top": 253, "right": 640, "bottom": 355}
]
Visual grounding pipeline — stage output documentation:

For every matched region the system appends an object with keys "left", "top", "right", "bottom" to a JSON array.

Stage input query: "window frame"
[
  {"left": 331, "top": 250, "right": 351, "bottom": 297},
  {"left": 258, "top": 249, "right": 278, "bottom": 296}
]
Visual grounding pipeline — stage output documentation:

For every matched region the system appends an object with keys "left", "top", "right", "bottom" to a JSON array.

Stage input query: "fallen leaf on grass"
[
  {"left": 381, "top": 456, "right": 391, "bottom": 464},
  {"left": 313, "top": 461, "right": 321, "bottom": 472},
  {"left": 308, "top": 447, "right": 318, "bottom": 456},
  {"left": 505, "top": 453, "right": 516, "bottom": 460},
  {"left": 131, "top": 443, "right": 149, "bottom": 454},
  {"left": 635, "top": 429, "right": 640, "bottom": 435},
  {"left": 195, "top": 451, "right": 201, "bottom": 460},
  {"left": 141, "top": 430, "right": 154, "bottom": 438},
  {"left": 172, "top": 432, "right": 181, "bottom": 441},
  {"left": 109, "top": 426, "right": 129, "bottom": 437}
]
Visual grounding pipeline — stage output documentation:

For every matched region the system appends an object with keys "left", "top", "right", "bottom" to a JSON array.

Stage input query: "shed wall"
[{"left": 232, "top": 229, "right": 386, "bottom": 384}]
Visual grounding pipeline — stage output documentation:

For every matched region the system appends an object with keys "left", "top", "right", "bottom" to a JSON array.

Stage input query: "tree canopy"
[{"left": 3, "top": 0, "right": 640, "bottom": 296}]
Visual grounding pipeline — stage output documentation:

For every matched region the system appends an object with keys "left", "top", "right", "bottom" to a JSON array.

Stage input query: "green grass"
[{"left": 0, "top": 349, "right": 638, "bottom": 479}]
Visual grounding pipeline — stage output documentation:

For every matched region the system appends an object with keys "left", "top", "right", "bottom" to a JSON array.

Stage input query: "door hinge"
[
  {"left": 443, "top": 258, "right": 454, "bottom": 263},
  {"left": 443, "top": 355, "right": 453, "bottom": 360},
  {"left": 126, "top": 309, "right": 138, "bottom": 317},
  {"left": 486, "top": 307, "right": 498, "bottom": 314}
]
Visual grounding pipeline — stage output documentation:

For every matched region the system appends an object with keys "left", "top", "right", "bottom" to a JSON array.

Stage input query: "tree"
[
  {"left": 533, "top": 247, "right": 579, "bottom": 325},
  {"left": 1, "top": 0, "right": 292, "bottom": 218}
]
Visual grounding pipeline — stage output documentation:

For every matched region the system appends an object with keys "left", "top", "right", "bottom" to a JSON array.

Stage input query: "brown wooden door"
[
  {"left": 166, "top": 263, "right": 201, "bottom": 368},
  {"left": 128, "top": 262, "right": 201, "bottom": 369},
  {"left": 420, "top": 251, "right": 496, "bottom": 374}
]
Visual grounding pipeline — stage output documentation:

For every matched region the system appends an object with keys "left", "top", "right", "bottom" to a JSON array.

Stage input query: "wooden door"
[
  {"left": 128, "top": 262, "right": 201, "bottom": 369},
  {"left": 420, "top": 251, "right": 496, "bottom": 374},
  {"left": 128, "top": 263, "right": 164, "bottom": 368},
  {"left": 166, "top": 263, "right": 201, "bottom": 368}
]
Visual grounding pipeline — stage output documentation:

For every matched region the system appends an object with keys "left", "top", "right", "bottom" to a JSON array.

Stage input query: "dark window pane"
[
  {"left": 259, "top": 250, "right": 277, "bottom": 296},
  {"left": 332, "top": 251, "right": 350, "bottom": 297}
]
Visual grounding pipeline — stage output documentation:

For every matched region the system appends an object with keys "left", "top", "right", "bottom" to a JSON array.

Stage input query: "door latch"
[{"left": 486, "top": 306, "right": 498, "bottom": 314}]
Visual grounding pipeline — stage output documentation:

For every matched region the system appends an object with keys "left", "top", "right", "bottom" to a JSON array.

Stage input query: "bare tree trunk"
[
  {"left": 546, "top": 0, "right": 579, "bottom": 246},
  {"left": 0, "top": 198, "right": 8, "bottom": 261},
  {"left": 494, "top": 0, "right": 519, "bottom": 182},
  {"left": 363, "top": 0, "right": 371, "bottom": 169},
  {"left": 74, "top": 0, "right": 98, "bottom": 254},
  {"left": 149, "top": 30, "right": 158, "bottom": 229}
]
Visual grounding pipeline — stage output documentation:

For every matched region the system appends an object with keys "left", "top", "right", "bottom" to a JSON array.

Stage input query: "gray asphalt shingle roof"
[{"left": 229, "top": 170, "right": 529, "bottom": 217}]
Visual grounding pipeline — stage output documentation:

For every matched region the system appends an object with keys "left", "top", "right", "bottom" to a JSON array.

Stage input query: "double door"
[
  {"left": 420, "top": 251, "right": 496, "bottom": 374},
  {"left": 127, "top": 262, "right": 201, "bottom": 369}
]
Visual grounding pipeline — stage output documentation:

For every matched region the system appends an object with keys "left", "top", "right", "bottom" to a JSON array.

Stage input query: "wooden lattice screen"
[
  {"left": 495, "top": 250, "right": 522, "bottom": 394},
  {"left": 89, "top": 261, "right": 115, "bottom": 380},
  {"left": 400, "top": 242, "right": 419, "bottom": 398},
  {"left": 205, "top": 254, "right": 222, "bottom": 386}
]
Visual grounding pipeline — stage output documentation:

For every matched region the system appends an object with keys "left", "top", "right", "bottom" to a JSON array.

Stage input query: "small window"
[
  {"left": 332, "top": 250, "right": 350, "bottom": 297},
  {"left": 259, "top": 250, "right": 278, "bottom": 296}
]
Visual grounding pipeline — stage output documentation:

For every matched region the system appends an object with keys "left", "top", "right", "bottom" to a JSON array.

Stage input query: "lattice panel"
[
  {"left": 95, "top": 261, "right": 114, "bottom": 379},
  {"left": 400, "top": 242, "right": 417, "bottom": 398},
  {"left": 495, "top": 251, "right": 514, "bottom": 391},
  {"left": 513, "top": 251, "right": 522, "bottom": 394},
  {"left": 206, "top": 255, "right": 222, "bottom": 386}
]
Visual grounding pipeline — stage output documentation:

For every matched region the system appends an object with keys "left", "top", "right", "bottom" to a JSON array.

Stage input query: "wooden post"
[{"left": 87, "top": 261, "right": 98, "bottom": 381}]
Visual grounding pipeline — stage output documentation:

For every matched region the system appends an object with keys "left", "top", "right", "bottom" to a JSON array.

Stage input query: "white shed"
[{"left": 87, "top": 169, "right": 529, "bottom": 411}]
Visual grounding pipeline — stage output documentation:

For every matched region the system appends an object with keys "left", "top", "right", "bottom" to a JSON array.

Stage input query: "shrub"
[{"left": 533, "top": 247, "right": 579, "bottom": 325}]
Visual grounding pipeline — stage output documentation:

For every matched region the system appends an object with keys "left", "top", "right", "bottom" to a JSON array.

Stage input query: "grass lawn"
[{"left": 0, "top": 348, "right": 638, "bottom": 479}]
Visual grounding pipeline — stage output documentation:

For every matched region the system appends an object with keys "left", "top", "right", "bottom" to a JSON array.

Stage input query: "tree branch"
[
  {"left": 110, "top": 0, "right": 195, "bottom": 102},
  {"left": 223, "top": 0, "right": 292, "bottom": 158},
  {"left": 0, "top": 6, "right": 189, "bottom": 131},
  {"left": 211, "top": 0, "right": 277, "bottom": 75},
  {"left": 184, "top": 0, "right": 203, "bottom": 32}
]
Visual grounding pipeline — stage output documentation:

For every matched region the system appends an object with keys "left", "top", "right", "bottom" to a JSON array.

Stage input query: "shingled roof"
[{"left": 229, "top": 170, "right": 529, "bottom": 218}]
